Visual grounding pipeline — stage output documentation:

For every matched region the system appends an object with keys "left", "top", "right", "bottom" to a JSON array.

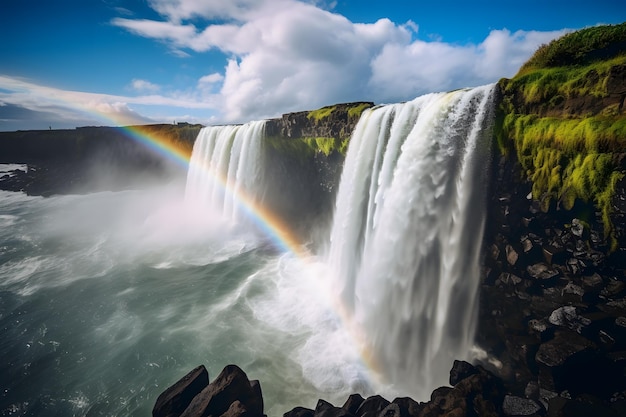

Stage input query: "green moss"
[
  {"left": 265, "top": 135, "right": 349, "bottom": 160},
  {"left": 503, "top": 113, "right": 625, "bottom": 247},
  {"left": 307, "top": 106, "right": 336, "bottom": 121},
  {"left": 347, "top": 103, "right": 372, "bottom": 119},
  {"left": 496, "top": 24, "right": 626, "bottom": 250}
]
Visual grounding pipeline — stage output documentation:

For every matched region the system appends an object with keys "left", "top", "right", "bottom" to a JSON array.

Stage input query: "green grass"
[
  {"left": 518, "top": 22, "right": 626, "bottom": 75},
  {"left": 505, "top": 55, "right": 626, "bottom": 106}
]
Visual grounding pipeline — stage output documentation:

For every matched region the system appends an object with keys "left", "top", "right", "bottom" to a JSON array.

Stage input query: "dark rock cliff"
[{"left": 0, "top": 124, "right": 201, "bottom": 195}]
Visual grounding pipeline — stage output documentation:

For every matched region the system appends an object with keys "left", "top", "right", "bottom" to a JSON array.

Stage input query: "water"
[
  {"left": 327, "top": 85, "right": 495, "bottom": 398},
  {"left": 0, "top": 85, "right": 496, "bottom": 417}
]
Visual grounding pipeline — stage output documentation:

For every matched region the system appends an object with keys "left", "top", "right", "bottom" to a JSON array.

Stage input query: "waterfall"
[
  {"left": 185, "top": 121, "right": 266, "bottom": 222},
  {"left": 327, "top": 85, "right": 496, "bottom": 398}
]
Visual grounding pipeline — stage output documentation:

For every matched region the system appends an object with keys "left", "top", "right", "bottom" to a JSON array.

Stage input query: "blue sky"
[{"left": 1, "top": 0, "right": 624, "bottom": 131}]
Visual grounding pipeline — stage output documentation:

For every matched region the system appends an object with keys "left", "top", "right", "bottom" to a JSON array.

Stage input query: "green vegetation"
[
  {"left": 497, "top": 23, "right": 626, "bottom": 249},
  {"left": 264, "top": 135, "right": 349, "bottom": 160},
  {"left": 307, "top": 106, "right": 336, "bottom": 121},
  {"left": 518, "top": 22, "right": 626, "bottom": 75},
  {"left": 347, "top": 103, "right": 373, "bottom": 119}
]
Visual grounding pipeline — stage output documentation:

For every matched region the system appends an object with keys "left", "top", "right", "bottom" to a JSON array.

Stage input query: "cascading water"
[
  {"left": 327, "top": 85, "right": 496, "bottom": 398},
  {"left": 185, "top": 121, "right": 266, "bottom": 222}
]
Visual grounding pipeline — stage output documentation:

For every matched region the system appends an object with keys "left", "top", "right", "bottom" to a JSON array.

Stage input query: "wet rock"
[
  {"left": 284, "top": 407, "right": 315, "bottom": 417},
  {"left": 524, "top": 381, "right": 540, "bottom": 401},
  {"left": 499, "top": 273, "right": 523, "bottom": 286},
  {"left": 535, "top": 331, "right": 594, "bottom": 390},
  {"left": 430, "top": 387, "right": 465, "bottom": 413},
  {"left": 342, "top": 394, "right": 364, "bottom": 415},
  {"left": 542, "top": 245, "right": 566, "bottom": 265},
  {"left": 153, "top": 365, "right": 210, "bottom": 417},
  {"left": 391, "top": 397, "right": 423, "bottom": 417},
  {"left": 602, "top": 280, "right": 626, "bottom": 297},
  {"left": 582, "top": 273, "right": 604, "bottom": 290},
  {"left": 355, "top": 396, "right": 390, "bottom": 416},
  {"left": 506, "top": 244, "right": 519, "bottom": 266},
  {"left": 179, "top": 365, "right": 263, "bottom": 417},
  {"left": 548, "top": 306, "right": 591, "bottom": 334},
  {"left": 570, "top": 219, "right": 585, "bottom": 238},
  {"left": 502, "top": 395, "right": 542, "bottom": 416},
  {"left": 561, "top": 282, "right": 584, "bottom": 298},
  {"left": 526, "top": 263, "right": 559, "bottom": 281},
  {"left": 449, "top": 360, "right": 478, "bottom": 386},
  {"left": 378, "top": 403, "right": 401, "bottom": 417}
]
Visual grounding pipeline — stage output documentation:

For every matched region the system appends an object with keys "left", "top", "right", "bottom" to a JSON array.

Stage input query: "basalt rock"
[{"left": 153, "top": 365, "right": 264, "bottom": 417}]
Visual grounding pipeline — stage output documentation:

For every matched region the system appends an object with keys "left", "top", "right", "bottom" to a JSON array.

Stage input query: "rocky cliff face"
[{"left": 0, "top": 124, "right": 201, "bottom": 195}]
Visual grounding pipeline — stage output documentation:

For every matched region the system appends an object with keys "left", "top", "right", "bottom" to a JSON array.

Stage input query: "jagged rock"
[
  {"left": 561, "top": 282, "right": 584, "bottom": 298},
  {"left": 542, "top": 245, "right": 566, "bottom": 265},
  {"left": 315, "top": 400, "right": 353, "bottom": 417},
  {"left": 526, "top": 263, "right": 559, "bottom": 281},
  {"left": 498, "top": 273, "right": 523, "bottom": 286},
  {"left": 220, "top": 400, "right": 249, "bottom": 417},
  {"left": 391, "top": 397, "right": 424, "bottom": 417},
  {"left": 179, "top": 365, "right": 263, "bottom": 417},
  {"left": 582, "top": 273, "right": 604, "bottom": 290},
  {"left": 449, "top": 360, "right": 478, "bottom": 386},
  {"left": 602, "top": 280, "right": 626, "bottom": 297},
  {"left": 506, "top": 244, "right": 519, "bottom": 266},
  {"left": 548, "top": 306, "right": 591, "bottom": 333},
  {"left": 430, "top": 387, "right": 465, "bottom": 413},
  {"left": 502, "top": 395, "right": 541, "bottom": 416},
  {"left": 524, "top": 381, "right": 540, "bottom": 401},
  {"left": 570, "top": 219, "right": 585, "bottom": 238},
  {"left": 342, "top": 394, "right": 365, "bottom": 415},
  {"left": 355, "top": 395, "right": 390, "bottom": 416},
  {"left": 378, "top": 403, "right": 401, "bottom": 417},
  {"left": 284, "top": 407, "right": 315, "bottom": 417},
  {"left": 153, "top": 365, "right": 210, "bottom": 417},
  {"left": 535, "top": 331, "right": 595, "bottom": 392}
]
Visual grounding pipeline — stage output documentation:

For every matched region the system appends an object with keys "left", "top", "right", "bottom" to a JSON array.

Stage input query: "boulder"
[
  {"left": 179, "top": 365, "right": 263, "bottom": 417},
  {"left": 315, "top": 399, "right": 353, "bottom": 417},
  {"left": 355, "top": 395, "right": 390, "bottom": 416},
  {"left": 449, "top": 360, "right": 478, "bottom": 386},
  {"left": 342, "top": 394, "right": 365, "bottom": 415},
  {"left": 391, "top": 397, "right": 424, "bottom": 417},
  {"left": 284, "top": 407, "right": 315, "bottom": 417},
  {"left": 153, "top": 365, "right": 210, "bottom": 417},
  {"left": 526, "top": 263, "right": 559, "bottom": 282},
  {"left": 548, "top": 306, "right": 591, "bottom": 334},
  {"left": 501, "top": 395, "right": 542, "bottom": 416}
]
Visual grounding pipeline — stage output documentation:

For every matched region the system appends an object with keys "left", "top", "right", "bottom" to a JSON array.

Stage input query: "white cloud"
[
  {"left": 110, "top": 0, "right": 567, "bottom": 123},
  {"left": 130, "top": 78, "right": 161, "bottom": 92},
  {"left": 198, "top": 73, "right": 224, "bottom": 84},
  {"left": 0, "top": 75, "right": 220, "bottom": 130}
]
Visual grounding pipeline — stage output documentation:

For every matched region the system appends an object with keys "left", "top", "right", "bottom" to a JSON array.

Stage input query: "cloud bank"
[
  {"left": 2, "top": 0, "right": 567, "bottom": 130},
  {"left": 112, "top": 0, "right": 566, "bottom": 123}
]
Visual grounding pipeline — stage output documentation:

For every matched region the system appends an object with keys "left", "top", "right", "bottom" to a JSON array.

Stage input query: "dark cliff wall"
[
  {"left": 0, "top": 124, "right": 201, "bottom": 195},
  {"left": 476, "top": 23, "right": 626, "bottom": 411}
]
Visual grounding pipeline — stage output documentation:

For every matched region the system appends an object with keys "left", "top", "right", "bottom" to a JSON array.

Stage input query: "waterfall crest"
[
  {"left": 185, "top": 121, "right": 266, "bottom": 222},
  {"left": 327, "top": 85, "right": 496, "bottom": 398}
]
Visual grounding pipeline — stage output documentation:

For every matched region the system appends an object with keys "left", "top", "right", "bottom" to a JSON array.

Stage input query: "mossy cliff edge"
[{"left": 495, "top": 23, "right": 626, "bottom": 250}]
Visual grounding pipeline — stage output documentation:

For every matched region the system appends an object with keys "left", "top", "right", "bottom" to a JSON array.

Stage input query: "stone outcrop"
[
  {"left": 0, "top": 123, "right": 201, "bottom": 195},
  {"left": 264, "top": 102, "right": 374, "bottom": 141},
  {"left": 153, "top": 365, "right": 264, "bottom": 417}
]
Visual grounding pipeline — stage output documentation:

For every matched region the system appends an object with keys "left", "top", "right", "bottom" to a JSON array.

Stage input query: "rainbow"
[
  {"left": 116, "top": 123, "right": 310, "bottom": 258},
  {"left": 99, "top": 121, "right": 383, "bottom": 388},
  {"left": 122, "top": 123, "right": 384, "bottom": 381}
]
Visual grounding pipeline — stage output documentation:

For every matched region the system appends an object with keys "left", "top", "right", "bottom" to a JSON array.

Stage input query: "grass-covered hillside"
[{"left": 496, "top": 22, "right": 626, "bottom": 249}]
